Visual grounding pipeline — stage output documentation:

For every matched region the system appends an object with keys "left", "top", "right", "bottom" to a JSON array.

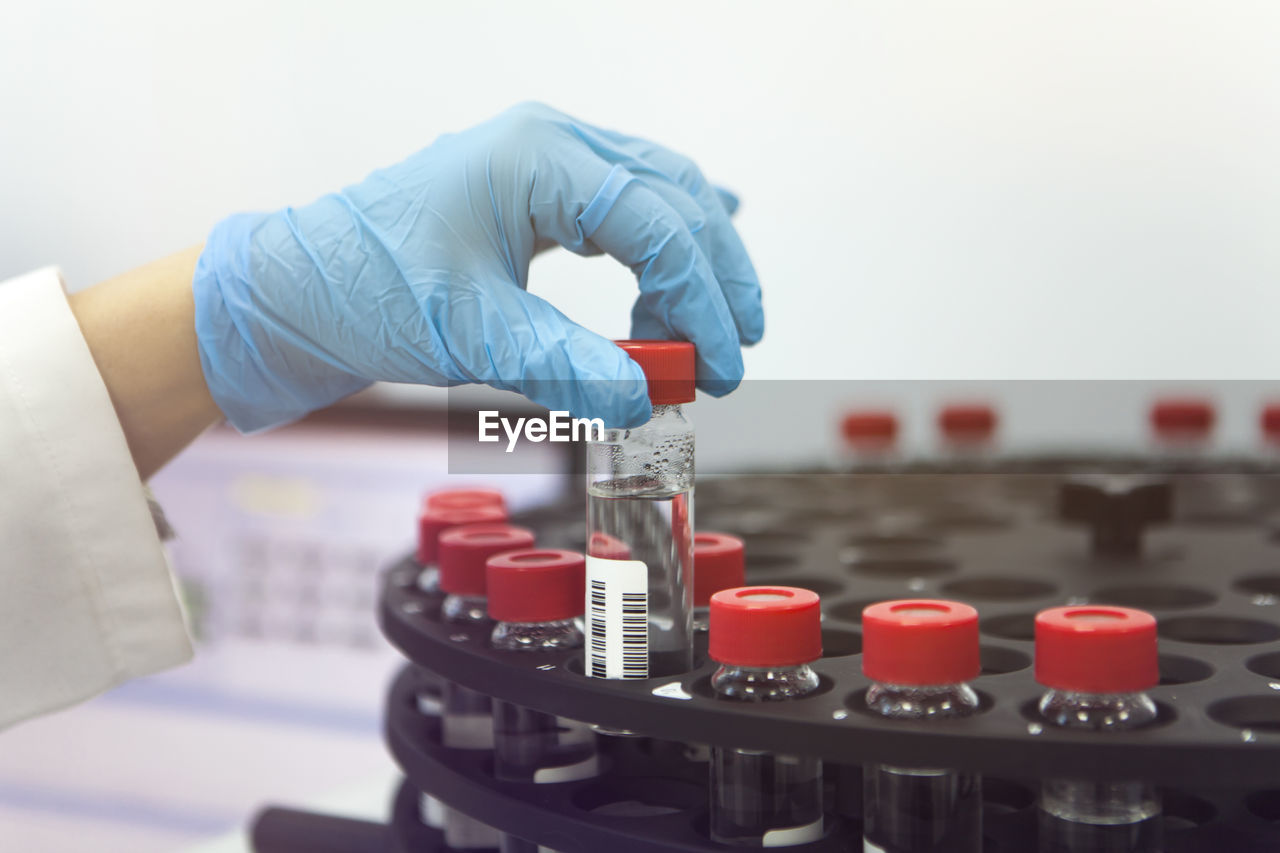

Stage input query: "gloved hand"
[{"left": 193, "top": 102, "right": 763, "bottom": 432}]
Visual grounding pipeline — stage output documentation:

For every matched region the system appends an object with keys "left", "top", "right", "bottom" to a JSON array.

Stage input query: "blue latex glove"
[{"left": 193, "top": 102, "right": 763, "bottom": 432}]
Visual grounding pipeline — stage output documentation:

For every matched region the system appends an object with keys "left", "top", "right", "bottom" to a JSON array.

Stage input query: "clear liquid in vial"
[
  {"left": 863, "top": 766, "right": 982, "bottom": 853},
  {"left": 586, "top": 478, "right": 693, "bottom": 678},
  {"left": 1038, "top": 812, "right": 1163, "bottom": 853}
]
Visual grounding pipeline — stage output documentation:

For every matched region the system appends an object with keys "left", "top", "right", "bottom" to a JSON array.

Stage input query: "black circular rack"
[{"left": 260, "top": 457, "right": 1280, "bottom": 852}]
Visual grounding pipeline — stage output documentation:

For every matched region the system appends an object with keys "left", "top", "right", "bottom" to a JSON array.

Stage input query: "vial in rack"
[
  {"left": 415, "top": 502, "right": 507, "bottom": 594},
  {"left": 692, "top": 532, "right": 744, "bottom": 632},
  {"left": 586, "top": 340, "right": 696, "bottom": 679},
  {"left": 437, "top": 522, "right": 536, "bottom": 850},
  {"left": 1034, "top": 605, "right": 1162, "bottom": 853},
  {"left": 861, "top": 600, "right": 983, "bottom": 853},
  {"left": 487, "top": 548, "right": 596, "bottom": 853},
  {"left": 708, "top": 586, "right": 825, "bottom": 847}
]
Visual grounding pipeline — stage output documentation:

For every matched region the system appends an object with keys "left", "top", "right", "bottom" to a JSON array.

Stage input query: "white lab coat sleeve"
[{"left": 0, "top": 267, "right": 194, "bottom": 729}]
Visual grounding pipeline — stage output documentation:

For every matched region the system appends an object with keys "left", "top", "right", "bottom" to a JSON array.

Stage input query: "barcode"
[
  {"left": 621, "top": 592, "right": 647, "bottom": 678},
  {"left": 589, "top": 580, "right": 608, "bottom": 679},
  {"left": 585, "top": 555, "right": 649, "bottom": 680}
]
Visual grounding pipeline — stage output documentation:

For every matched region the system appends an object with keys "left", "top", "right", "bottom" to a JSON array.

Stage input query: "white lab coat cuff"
[{"left": 0, "top": 267, "right": 194, "bottom": 728}]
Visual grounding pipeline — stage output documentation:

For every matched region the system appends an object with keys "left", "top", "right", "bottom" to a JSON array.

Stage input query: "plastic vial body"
[
  {"left": 586, "top": 402, "right": 694, "bottom": 678},
  {"left": 1037, "top": 690, "right": 1161, "bottom": 853},
  {"left": 709, "top": 663, "right": 824, "bottom": 846},
  {"left": 862, "top": 682, "right": 983, "bottom": 853}
]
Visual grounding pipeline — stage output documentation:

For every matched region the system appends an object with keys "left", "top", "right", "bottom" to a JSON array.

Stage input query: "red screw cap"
[
  {"left": 841, "top": 411, "right": 899, "bottom": 450},
  {"left": 862, "top": 600, "right": 980, "bottom": 686},
  {"left": 615, "top": 340, "right": 696, "bottom": 405},
  {"left": 694, "top": 532, "right": 746, "bottom": 607},
  {"left": 938, "top": 403, "right": 997, "bottom": 445},
  {"left": 438, "top": 524, "right": 536, "bottom": 596},
  {"left": 709, "top": 586, "right": 822, "bottom": 667},
  {"left": 587, "top": 532, "right": 632, "bottom": 561},
  {"left": 1150, "top": 397, "right": 1215, "bottom": 441},
  {"left": 425, "top": 487, "right": 507, "bottom": 513},
  {"left": 486, "top": 549, "right": 586, "bottom": 623},
  {"left": 1264, "top": 404, "right": 1280, "bottom": 444},
  {"left": 1035, "top": 605, "right": 1158, "bottom": 694},
  {"left": 417, "top": 504, "right": 509, "bottom": 565}
]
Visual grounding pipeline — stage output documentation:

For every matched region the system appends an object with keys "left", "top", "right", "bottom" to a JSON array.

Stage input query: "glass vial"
[
  {"left": 414, "top": 494, "right": 507, "bottom": 829},
  {"left": 438, "top": 523, "right": 535, "bottom": 850},
  {"left": 861, "top": 600, "right": 983, "bottom": 853},
  {"left": 487, "top": 548, "right": 599, "bottom": 785},
  {"left": 416, "top": 501, "right": 507, "bottom": 595},
  {"left": 840, "top": 409, "right": 900, "bottom": 469},
  {"left": 439, "top": 524, "right": 536, "bottom": 623},
  {"left": 708, "top": 586, "right": 825, "bottom": 847},
  {"left": 692, "top": 532, "right": 745, "bottom": 632},
  {"left": 586, "top": 340, "right": 696, "bottom": 679},
  {"left": 1034, "top": 606, "right": 1162, "bottom": 853}
]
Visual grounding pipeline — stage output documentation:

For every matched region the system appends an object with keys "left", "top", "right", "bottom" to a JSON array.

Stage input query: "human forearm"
[{"left": 68, "top": 246, "right": 222, "bottom": 479}]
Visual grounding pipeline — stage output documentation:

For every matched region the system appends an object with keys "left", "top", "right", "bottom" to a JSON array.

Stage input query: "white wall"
[{"left": 2, "top": 0, "right": 1278, "bottom": 387}]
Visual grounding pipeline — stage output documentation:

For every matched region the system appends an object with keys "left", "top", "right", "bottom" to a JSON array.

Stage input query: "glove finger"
[
  {"left": 714, "top": 185, "right": 740, "bottom": 216},
  {"left": 575, "top": 128, "right": 762, "bottom": 346},
  {"left": 583, "top": 176, "right": 744, "bottom": 397},
  {"left": 441, "top": 277, "right": 651, "bottom": 428}
]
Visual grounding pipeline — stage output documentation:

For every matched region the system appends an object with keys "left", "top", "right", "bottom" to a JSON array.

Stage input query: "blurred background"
[{"left": 1, "top": 1, "right": 1280, "bottom": 850}]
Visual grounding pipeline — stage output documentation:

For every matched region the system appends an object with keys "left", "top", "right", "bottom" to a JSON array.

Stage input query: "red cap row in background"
[{"left": 843, "top": 397, "right": 1280, "bottom": 449}]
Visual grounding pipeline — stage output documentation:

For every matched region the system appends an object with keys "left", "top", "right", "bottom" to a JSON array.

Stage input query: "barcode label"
[{"left": 585, "top": 555, "right": 649, "bottom": 679}]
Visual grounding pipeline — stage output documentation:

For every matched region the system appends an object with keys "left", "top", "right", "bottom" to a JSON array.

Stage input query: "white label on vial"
[
  {"left": 763, "top": 817, "right": 823, "bottom": 847},
  {"left": 585, "top": 555, "right": 649, "bottom": 679},
  {"left": 863, "top": 841, "right": 888, "bottom": 853}
]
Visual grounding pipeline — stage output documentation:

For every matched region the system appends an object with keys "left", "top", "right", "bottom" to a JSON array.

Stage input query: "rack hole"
[
  {"left": 827, "top": 599, "right": 890, "bottom": 623},
  {"left": 1090, "top": 584, "right": 1217, "bottom": 610},
  {"left": 1158, "top": 654, "right": 1214, "bottom": 686},
  {"left": 1209, "top": 696, "right": 1280, "bottom": 733},
  {"left": 848, "top": 558, "right": 956, "bottom": 578},
  {"left": 981, "top": 613, "right": 1037, "bottom": 642},
  {"left": 783, "top": 577, "right": 844, "bottom": 598},
  {"left": 1246, "top": 652, "right": 1280, "bottom": 682},
  {"left": 844, "top": 534, "right": 941, "bottom": 551},
  {"left": 1021, "top": 698, "right": 1177, "bottom": 730},
  {"left": 980, "top": 646, "right": 1032, "bottom": 676},
  {"left": 1159, "top": 616, "right": 1280, "bottom": 645},
  {"left": 572, "top": 777, "right": 702, "bottom": 817},
  {"left": 943, "top": 578, "right": 1057, "bottom": 602},
  {"left": 1160, "top": 789, "right": 1216, "bottom": 831},
  {"left": 982, "top": 778, "right": 1035, "bottom": 816},
  {"left": 744, "top": 552, "right": 799, "bottom": 575},
  {"left": 822, "top": 628, "right": 862, "bottom": 658},
  {"left": 1245, "top": 789, "right": 1280, "bottom": 822},
  {"left": 1234, "top": 575, "right": 1280, "bottom": 605}
]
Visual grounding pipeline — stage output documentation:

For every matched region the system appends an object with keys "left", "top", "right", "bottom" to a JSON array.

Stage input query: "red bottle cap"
[
  {"left": 1264, "top": 404, "right": 1280, "bottom": 444},
  {"left": 417, "top": 504, "right": 509, "bottom": 565},
  {"left": 615, "top": 340, "right": 696, "bottom": 405},
  {"left": 587, "top": 532, "right": 632, "bottom": 561},
  {"left": 486, "top": 549, "right": 586, "bottom": 623},
  {"left": 1035, "top": 605, "right": 1158, "bottom": 694},
  {"left": 425, "top": 487, "right": 507, "bottom": 513},
  {"left": 841, "top": 410, "right": 899, "bottom": 450},
  {"left": 862, "top": 600, "right": 980, "bottom": 685},
  {"left": 438, "top": 524, "right": 536, "bottom": 596},
  {"left": 938, "top": 403, "right": 997, "bottom": 444},
  {"left": 709, "top": 586, "right": 822, "bottom": 667},
  {"left": 1150, "top": 397, "right": 1214, "bottom": 441},
  {"left": 694, "top": 532, "right": 745, "bottom": 607}
]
